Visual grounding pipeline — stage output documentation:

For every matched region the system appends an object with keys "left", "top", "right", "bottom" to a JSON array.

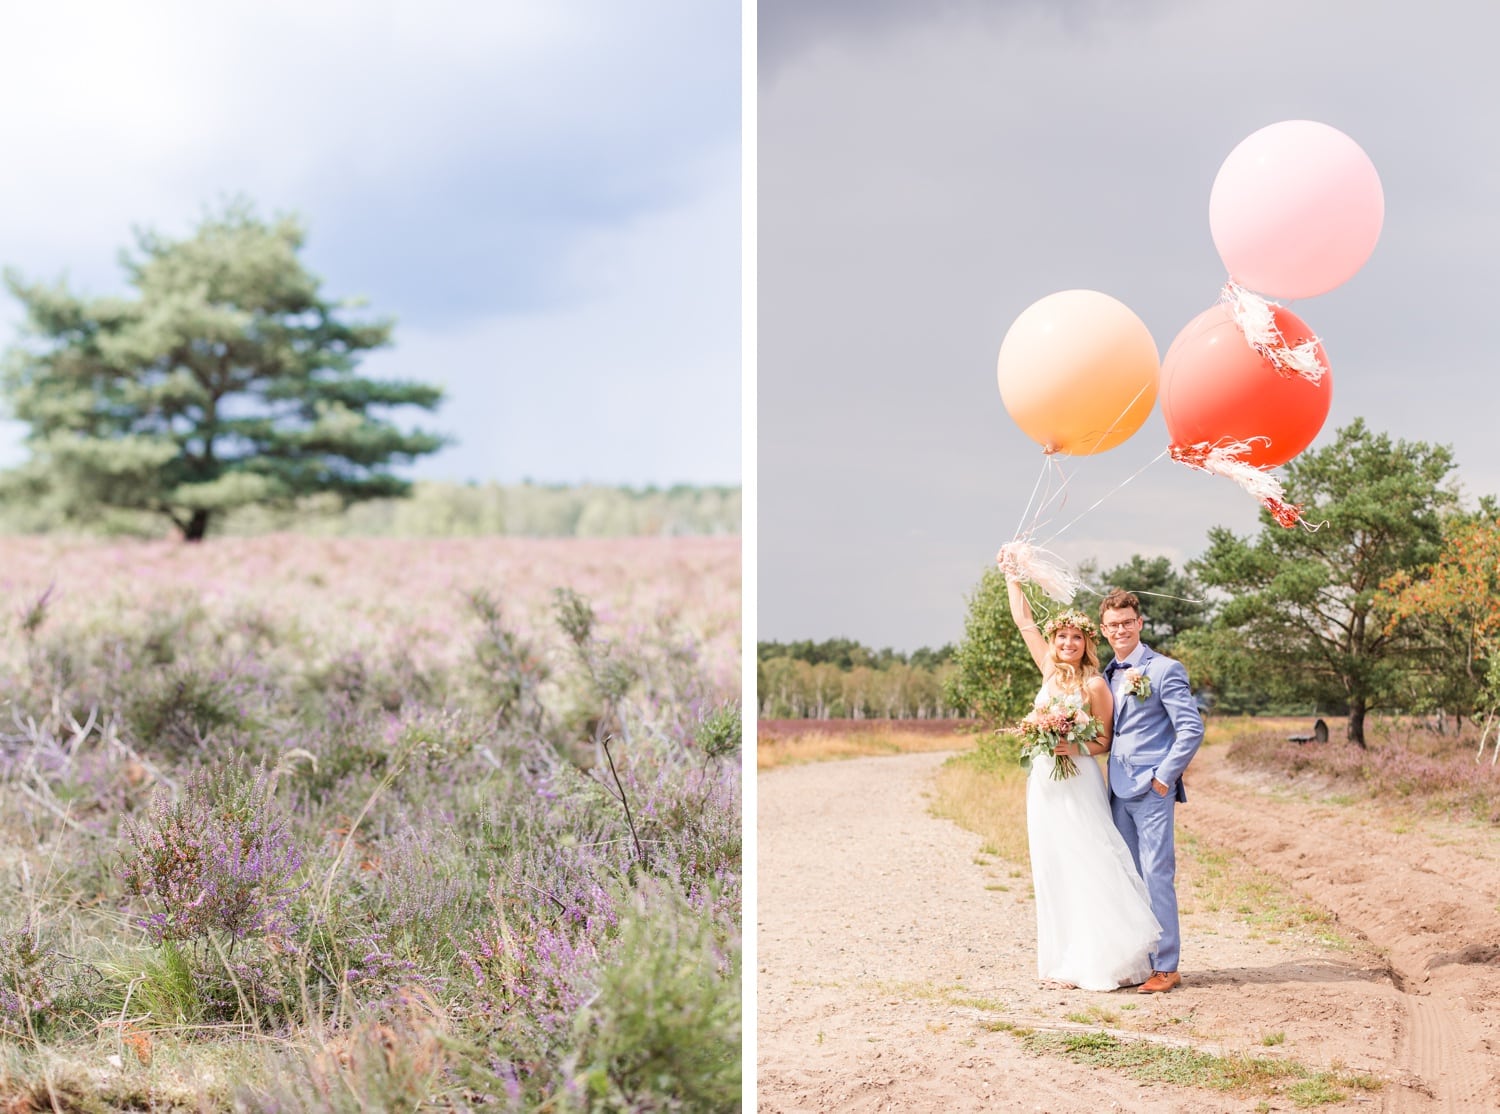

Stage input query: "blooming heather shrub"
[
  {"left": 455, "top": 876, "right": 604, "bottom": 1047},
  {"left": 0, "top": 537, "right": 739, "bottom": 1107},
  {"left": 120, "top": 759, "right": 305, "bottom": 950},
  {"left": 358, "top": 818, "right": 482, "bottom": 957},
  {"left": 621, "top": 754, "right": 742, "bottom": 932},
  {"left": 0, "top": 922, "right": 63, "bottom": 1040},
  {"left": 1227, "top": 724, "right": 1500, "bottom": 821}
]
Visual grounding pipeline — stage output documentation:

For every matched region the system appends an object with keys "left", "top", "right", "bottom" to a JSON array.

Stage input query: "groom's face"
[{"left": 1101, "top": 607, "right": 1143, "bottom": 660}]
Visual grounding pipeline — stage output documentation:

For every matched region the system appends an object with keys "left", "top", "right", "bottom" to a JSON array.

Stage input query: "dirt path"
[{"left": 756, "top": 744, "right": 1500, "bottom": 1112}]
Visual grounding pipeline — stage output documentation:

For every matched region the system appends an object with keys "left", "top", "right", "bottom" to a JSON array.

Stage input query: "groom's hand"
[{"left": 1151, "top": 778, "right": 1170, "bottom": 796}]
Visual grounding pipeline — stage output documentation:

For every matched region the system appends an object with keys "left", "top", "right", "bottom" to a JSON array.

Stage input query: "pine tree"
[{"left": 2, "top": 202, "right": 446, "bottom": 540}]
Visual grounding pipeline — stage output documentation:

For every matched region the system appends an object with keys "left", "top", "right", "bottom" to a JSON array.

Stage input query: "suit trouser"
[{"left": 1111, "top": 787, "right": 1179, "bottom": 973}]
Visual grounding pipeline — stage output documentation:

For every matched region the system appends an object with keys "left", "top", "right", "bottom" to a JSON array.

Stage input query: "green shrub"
[{"left": 570, "top": 883, "right": 740, "bottom": 1112}]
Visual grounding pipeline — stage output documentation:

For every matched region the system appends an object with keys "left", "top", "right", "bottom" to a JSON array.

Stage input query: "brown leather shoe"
[{"left": 1137, "top": 970, "right": 1181, "bottom": 994}]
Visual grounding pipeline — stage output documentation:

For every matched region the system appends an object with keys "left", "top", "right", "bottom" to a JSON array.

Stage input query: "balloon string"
[
  {"left": 1037, "top": 448, "right": 1169, "bottom": 550},
  {"left": 1014, "top": 455, "right": 1073, "bottom": 546},
  {"left": 1003, "top": 377, "right": 1164, "bottom": 594},
  {"left": 1073, "top": 584, "right": 1208, "bottom": 606},
  {"left": 1011, "top": 458, "right": 1052, "bottom": 541},
  {"left": 1017, "top": 375, "right": 1159, "bottom": 547},
  {"left": 1028, "top": 456, "right": 1071, "bottom": 537},
  {"left": 1135, "top": 589, "right": 1209, "bottom": 604}
]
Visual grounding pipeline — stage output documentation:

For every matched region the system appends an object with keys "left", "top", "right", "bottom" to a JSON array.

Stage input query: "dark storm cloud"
[{"left": 759, "top": 0, "right": 1500, "bottom": 651}]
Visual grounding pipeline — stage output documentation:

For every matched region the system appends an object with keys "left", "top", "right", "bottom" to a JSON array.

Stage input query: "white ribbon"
[
  {"left": 996, "top": 540, "right": 1083, "bottom": 602},
  {"left": 1221, "top": 282, "right": 1328, "bottom": 385}
]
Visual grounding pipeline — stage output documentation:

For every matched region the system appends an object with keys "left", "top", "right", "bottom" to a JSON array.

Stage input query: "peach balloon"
[
  {"left": 1160, "top": 303, "right": 1332, "bottom": 468},
  {"left": 1210, "top": 120, "right": 1384, "bottom": 300},
  {"left": 995, "top": 290, "right": 1160, "bottom": 456}
]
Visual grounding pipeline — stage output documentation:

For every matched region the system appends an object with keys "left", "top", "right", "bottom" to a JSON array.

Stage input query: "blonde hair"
[{"left": 1046, "top": 627, "right": 1100, "bottom": 693}]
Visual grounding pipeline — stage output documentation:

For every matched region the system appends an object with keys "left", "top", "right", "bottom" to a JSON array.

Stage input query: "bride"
[{"left": 1004, "top": 572, "right": 1161, "bottom": 990}]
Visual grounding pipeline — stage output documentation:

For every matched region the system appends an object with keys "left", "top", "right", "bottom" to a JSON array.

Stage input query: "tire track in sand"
[{"left": 1182, "top": 746, "right": 1500, "bottom": 1111}]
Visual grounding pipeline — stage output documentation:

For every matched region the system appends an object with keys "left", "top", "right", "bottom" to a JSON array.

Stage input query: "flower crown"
[{"left": 1042, "top": 609, "right": 1098, "bottom": 640}]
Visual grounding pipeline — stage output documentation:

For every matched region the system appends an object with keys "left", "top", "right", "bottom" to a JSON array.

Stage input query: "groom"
[{"left": 1100, "top": 588, "right": 1203, "bottom": 994}]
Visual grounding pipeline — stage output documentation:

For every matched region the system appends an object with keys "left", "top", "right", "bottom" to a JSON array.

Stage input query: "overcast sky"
[
  {"left": 758, "top": 0, "right": 1500, "bottom": 652},
  {"left": 0, "top": 0, "right": 740, "bottom": 488}
]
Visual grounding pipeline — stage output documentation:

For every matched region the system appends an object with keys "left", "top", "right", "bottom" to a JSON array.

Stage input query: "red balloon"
[{"left": 1159, "top": 303, "right": 1332, "bottom": 468}]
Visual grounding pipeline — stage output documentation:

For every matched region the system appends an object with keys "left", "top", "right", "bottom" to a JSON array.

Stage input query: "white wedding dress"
[{"left": 1027, "top": 682, "right": 1162, "bottom": 990}]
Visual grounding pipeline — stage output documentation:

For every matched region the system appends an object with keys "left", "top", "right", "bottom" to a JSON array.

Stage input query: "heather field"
[{"left": 0, "top": 535, "right": 742, "bottom": 1111}]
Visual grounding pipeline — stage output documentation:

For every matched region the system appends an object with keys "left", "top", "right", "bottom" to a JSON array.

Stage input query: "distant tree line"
[
  {"left": 757, "top": 639, "right": 960, "bottom": 719},
  {"left": 757, "top": 639, "right": 954, "bottom": 670},
  {"left": 0, "top": 479, "right": 741, "bottom": 539}
]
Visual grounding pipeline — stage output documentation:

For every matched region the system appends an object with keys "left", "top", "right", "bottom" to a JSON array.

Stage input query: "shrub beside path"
[{"left": 756, "top": 743, "right": 1500, "bottom": 1112}]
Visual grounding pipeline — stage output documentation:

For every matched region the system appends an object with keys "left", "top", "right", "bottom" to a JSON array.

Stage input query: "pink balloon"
[{"left": 1209, "top": 120, "right": 1384, "bottom": 299}]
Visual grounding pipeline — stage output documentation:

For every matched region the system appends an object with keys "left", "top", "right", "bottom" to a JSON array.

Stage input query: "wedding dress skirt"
[{"left": 1027, "top": 749, "right": 1162, "bottom": 990}]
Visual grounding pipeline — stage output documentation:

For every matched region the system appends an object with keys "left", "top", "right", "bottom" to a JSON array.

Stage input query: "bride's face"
[{"left": 1052, "top": 627, "right": 1086, "bottom": 663}]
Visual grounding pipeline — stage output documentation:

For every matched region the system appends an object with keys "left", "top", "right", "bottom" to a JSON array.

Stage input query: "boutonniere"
[{"left": 1125, "top": 669, "right": 1152, "bottom": 700}]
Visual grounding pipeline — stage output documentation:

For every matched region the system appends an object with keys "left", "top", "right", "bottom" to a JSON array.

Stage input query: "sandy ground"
[{"left": 756, "top": 743, "right": 1500, "bottom": 1112}]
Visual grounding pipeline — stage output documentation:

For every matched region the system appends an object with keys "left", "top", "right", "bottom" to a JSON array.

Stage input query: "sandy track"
[{"left": 756, "top": 744, "right": 1500, "bottom": 1112}]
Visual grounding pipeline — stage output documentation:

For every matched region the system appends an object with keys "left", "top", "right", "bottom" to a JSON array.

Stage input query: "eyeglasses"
[{"left": 1100, "top": 620, "right": 1141, "bottom": 633}]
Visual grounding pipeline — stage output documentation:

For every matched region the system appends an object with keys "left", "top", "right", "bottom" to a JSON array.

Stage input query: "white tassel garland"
[
  {"left": 1169, "top": 440, "right": 1306, "bottom": 528},
  {"left": 995, "top": 540, "right": 1084, "bottom": 601},
  {"left": 1220, "top": 282, "right": 1328, "bottom": 385}
]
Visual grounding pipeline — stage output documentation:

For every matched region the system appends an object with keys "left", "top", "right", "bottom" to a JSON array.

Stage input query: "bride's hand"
[{"left": 1054, "top": 741, "right": 1078, "bottom": 757}]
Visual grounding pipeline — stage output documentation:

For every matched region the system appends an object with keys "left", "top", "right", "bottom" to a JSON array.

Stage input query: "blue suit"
[{"left": 1107, "top": 644, "right": 1203, "bottom": 974}]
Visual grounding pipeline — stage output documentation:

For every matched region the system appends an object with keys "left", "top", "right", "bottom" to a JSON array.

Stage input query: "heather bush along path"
[
  {"left": 0, "top": 536, "right": 740, "bottom": 1111},
  {"left": 758, "top": 742, "right": 1500, "bottom": 1112}
]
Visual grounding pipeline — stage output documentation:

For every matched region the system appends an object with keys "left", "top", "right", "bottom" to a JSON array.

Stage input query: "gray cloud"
[{"left": 759, "top": 0, "right": 1182, "bottom": 79}]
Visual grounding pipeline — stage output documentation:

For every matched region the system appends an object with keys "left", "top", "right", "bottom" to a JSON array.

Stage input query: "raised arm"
[{"left": 1004, "top": 572, "right": 1050, "bottom": 674}]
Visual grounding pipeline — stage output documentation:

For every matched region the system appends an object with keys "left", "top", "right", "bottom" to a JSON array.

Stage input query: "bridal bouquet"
[{"left": 1016, "top": 691, "right": 1102, "bottom": 781}]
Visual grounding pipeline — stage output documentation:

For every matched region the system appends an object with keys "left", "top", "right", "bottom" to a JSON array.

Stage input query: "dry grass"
[
  {"left": 1221, "top": 715, "right": 1500, "bottom": 823},
  {"left": 1177, "top": 832, "right": 1350, "bottom": 948},
  {"left": 930, "top": 758, "right": 1031, "bottom": 865},
  {"left": 754, "top": 713, "right": 1343, "bottom": 775},
  {"left": 755, "top": 719, "right": 975, "bottom": 771},
  {"left": 1202, "top": 715, "right": 1348, "bottom": 749}
]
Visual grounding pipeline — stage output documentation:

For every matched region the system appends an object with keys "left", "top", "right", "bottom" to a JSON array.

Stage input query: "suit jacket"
[{"left": 1108, "top": 643, "right": 1203, "bottom": 802}]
